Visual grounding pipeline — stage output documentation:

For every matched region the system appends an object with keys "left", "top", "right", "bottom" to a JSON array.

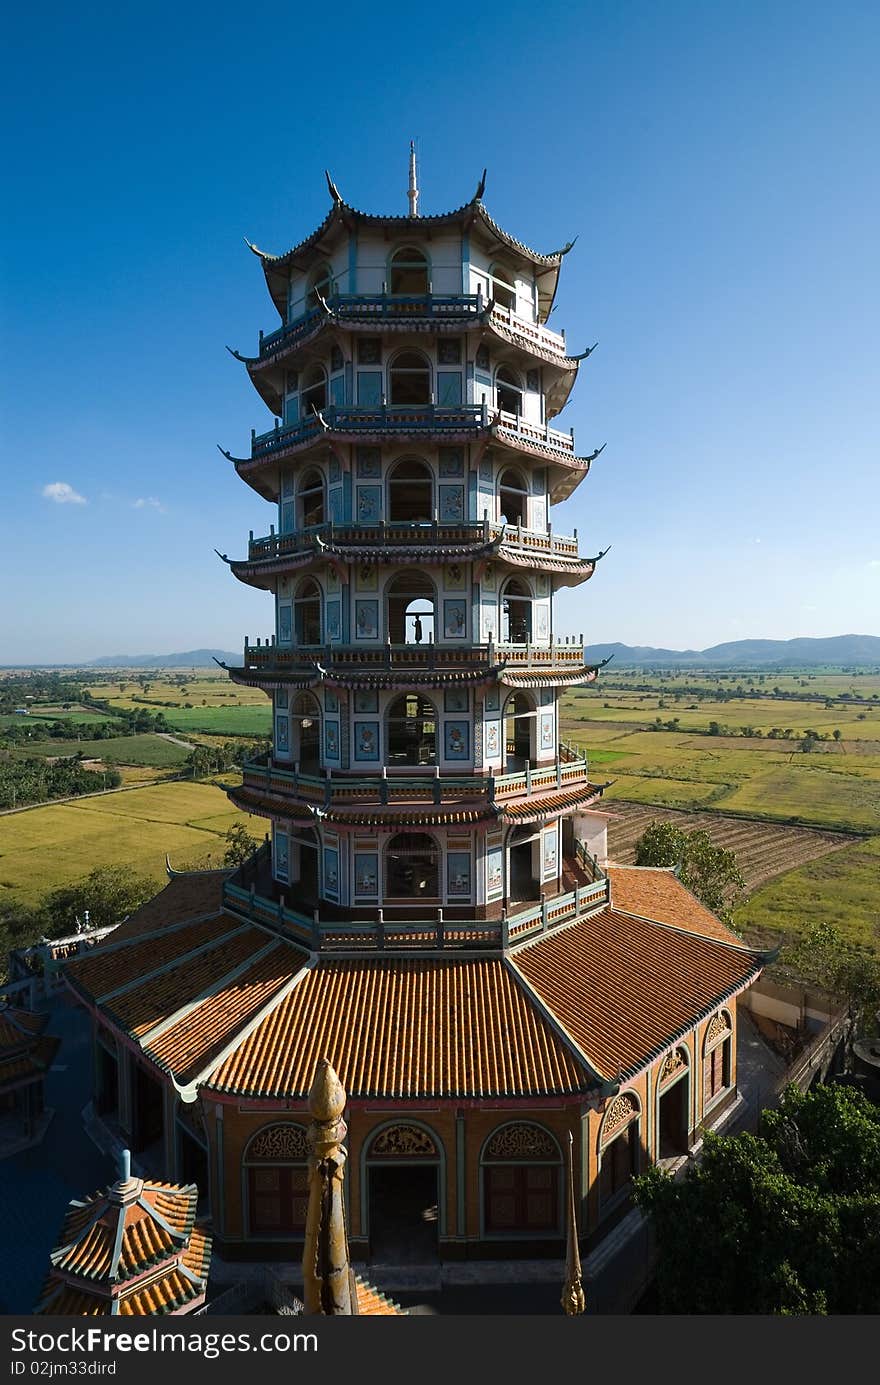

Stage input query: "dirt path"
[{"left": 157, "top": 732, "right": 196, "bottom": 750}]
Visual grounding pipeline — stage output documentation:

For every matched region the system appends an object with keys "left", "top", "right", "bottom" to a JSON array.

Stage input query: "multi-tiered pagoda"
[
  {"left": 66, "top": 162, "right": 770, "bottom": 1294},
  {"left": 220, "top": 153, "right": 608, "bottom": 941}
]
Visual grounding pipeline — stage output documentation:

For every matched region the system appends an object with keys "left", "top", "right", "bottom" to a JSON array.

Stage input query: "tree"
[
  {"left": 634, "top": 1084, "right": 880, "bottom": 1314},
  {"left": 39, "top": 865, "right": 156, "bottom": 935},
  {"left": 223, "top": 823, "right": 259, "bottom": 868},
  {"left": 783, "top": 921, "right": 880, "bottom": 1035},
  {"left": 634, "top": 822, "right": 744, "bottom": 919}
]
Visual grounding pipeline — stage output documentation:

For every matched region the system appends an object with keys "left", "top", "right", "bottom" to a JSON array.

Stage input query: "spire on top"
[{"left": 408, "top": 140, "right": 419, "bottom": 218}]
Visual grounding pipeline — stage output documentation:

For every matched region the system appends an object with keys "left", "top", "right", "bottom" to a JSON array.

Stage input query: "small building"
[
  {"left": 35, "top": 1152, "right": 213, "bottom": 1315},
  {"left": 0, "top": 1005, "right": 59, "bottom": 1155}
]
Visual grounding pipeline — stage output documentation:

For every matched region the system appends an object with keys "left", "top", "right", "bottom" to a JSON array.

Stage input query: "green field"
[
  {"left": 163, "top": 705, "right": 272, "bottom": 735},
  {"left": 5, "top": 733, "right": 191, "bottom": 768},
  {"left": 0, "top": 709, "right": 118, "bottom": 728},
  {"left": 0, "top": 781, "right": 259, "bottom": 902}
]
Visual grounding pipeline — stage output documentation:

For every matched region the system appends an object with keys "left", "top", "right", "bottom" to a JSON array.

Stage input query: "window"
[
  {"left": 389, "top": 246, "right": 429, "bottom": 296},
  {"left": 482, "top": 1123, "right": 561, "bottom": 1235},
  {"left": 244, "top": 1124, "right": 309, "bottom": 1237},
  {"left": 599, "top": 1124, "right": 638, "bottom": 1204},
  {"left": 703, "top": 1013, "right": 733, "bottom": 1107},
  {"left": 501, "top": 578, "right": 533, "bottom": 643},
  {"left": 389, "top": 351, "right": 431, "bottom": 406},
  {"left": 437, "top": 372, "right": 462, "bottom": 406},
  {"left": 300, "top": 365, "right": 327, "bottom": 417},
  {"left": 388, "top": 458, "right": 432, "bottom": 523}
]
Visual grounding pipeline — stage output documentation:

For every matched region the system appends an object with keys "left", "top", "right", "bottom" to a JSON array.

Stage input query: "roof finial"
[{"left": 408, "top": 140, "right": 419, "bottom": 218}]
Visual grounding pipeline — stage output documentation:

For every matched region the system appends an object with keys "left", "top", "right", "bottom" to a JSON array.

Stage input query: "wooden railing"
[
  {"left": 244, "top": 519, "right": 580, "bottom": 564},
  {"left": 239, "top": 639, "right": 586, "bottom": 671},
  {"left": 495, "top": 409, "right": 575, "bottom": 454},
  {"left": 240, "top": 750, "right": 590, "bottom": 807},
  {"left": 488, "top": 302, "right": 567, "bottom": 355}
]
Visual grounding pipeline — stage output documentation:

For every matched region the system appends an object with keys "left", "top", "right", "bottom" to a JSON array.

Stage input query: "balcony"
[
  {"left": 244, "top": 519, "right": 581, "bottom": 564},
  {"left": 250, "top": 404, "right": 486, "bottom": 460},
  {"left": 494, "top": 409, "right": 575, "bottom": 455},
  {"left": 239, "top": 742, "right": 590, "bottom": 810},
  {"left": 255, "top": 293, "right": 570, "bottom": 365},
  {"left": 237, "top": 638, "right": 586, "bottom": 674}
]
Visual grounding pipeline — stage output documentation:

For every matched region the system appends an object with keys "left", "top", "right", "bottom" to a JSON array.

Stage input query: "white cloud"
[
  {"left": 42, "top": 481, "right": 86, "bottom": 505},
  {"left": 133, "top": 497, "right": 166, "bottom": 513}
]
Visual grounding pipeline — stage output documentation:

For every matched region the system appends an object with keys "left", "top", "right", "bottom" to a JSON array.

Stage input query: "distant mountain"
[
  {"left": 586, "top": 634, "right": 880, "bottom": 669},
  {"left": 86, "top": 649, "right": 239, "bottom": 669}
]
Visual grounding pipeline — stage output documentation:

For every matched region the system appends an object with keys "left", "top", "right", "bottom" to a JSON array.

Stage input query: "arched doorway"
[
  {"left": 503, "top": 691, "right": 536, "bottom": 770},
  {"left": 389, "top": 351, "right": 431, "bottom": 407},
  {"left": 481, "top": 1122, "right": 562, "bottom": 1236},
  {"left": 297, "top": 468, "right": 325, "bottom": 529},
  {"left": 388, "top": 458, "right": 433, "bottom": 522},
  {"left": 385, "top": 831, "right": 440, "bottom": 898},
  {"left": 389, "top": 246, "right": 430, "bottom": 296},
  {"left": 499, "top": 467, "right": 529, "bottom": 526},
  {"left": 291, "top": 824, "right": 319, "bottom": 900},
  {"left": 300, "top": 364, "right": 327, "bottom": 417},
  {"left": 501, "top": 578, "right": 533, "bottom": 644},
  {"left": 507, "top": 825, "right": 540, "bottom": 903},
  {"left": 243, "top": 1122, "right": 309, "bottom": 1238},
  {"left": 294, "top": 579, "right": 322, "bottom": 647},
  {"left": 598, "top": 1092, "right": 641, "bottom": 1214},
  {"left": 365, "top": 1122, "right": 442, "bottom": 1263},
  {"left": 702, "top": 1010, "right": 733, "bottom": 1114},
  {"left": 291, "top": 692, "right": 320, "bottom": 773},
  {"left": 386, "top": 694, "right": 437, "bottom": 766},
  {"left": 489, "top": 261, "right": 517, "bottom": 312},
  {"left": 386, "top": 570, "right": 435, "bottom": 644},
  {"left": 495, "top": 365, "right": 523, "bottom": 417},
  {"left": 657, "top": 1049, "right": 690, "bottom": 1159}
]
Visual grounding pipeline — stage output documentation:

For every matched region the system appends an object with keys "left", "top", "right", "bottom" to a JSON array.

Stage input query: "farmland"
[
  {"left": 4, "top": 733, "right": 191, "bottom": 768},
  {"left": 0, "top": 781, "right": 259, "bottom": 903}
]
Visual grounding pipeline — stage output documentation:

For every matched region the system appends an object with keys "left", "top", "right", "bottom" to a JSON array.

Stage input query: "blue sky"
[{"left": 2, "top": 0, "right": 877, "bottom": 662}]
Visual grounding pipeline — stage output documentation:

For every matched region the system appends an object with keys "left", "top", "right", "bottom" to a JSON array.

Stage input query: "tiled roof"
[
  {"left": 102, "top": 872, "right": 229, "bottom": 942},
  {"left": 499, "top": 783, "right": 604, "bottom": 823},
  {"left": 0, "top": 1033, "right": 60, "bottom": 1089},
  {"left": 0, "top": 1007, "right": 48, "bottom": 1047},
  {"left": 499, "top": 666, "right": 601, "bottom": 689},
  {"left": 355, "top": 1275, "right": 406, "bottom": 1315},
  {"left": 207, "top": 956, "right": 590, "bottom": 1099},
  {"left": 67, "top": 914, "right": 232, "bottom": 997},
  {"left": 607, "top": 867, "right": 745, "bottom": 946},
  {"left": 511, "top": 907, "right": 762, "bottom": 1081}
]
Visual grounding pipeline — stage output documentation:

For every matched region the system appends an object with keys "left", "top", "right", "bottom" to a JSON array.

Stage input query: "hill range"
[{"left": 585, "top": 634, "right": 880, "bottom": 669}]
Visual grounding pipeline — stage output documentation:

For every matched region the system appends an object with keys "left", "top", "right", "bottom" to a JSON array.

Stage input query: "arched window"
[
  {"left": 388, "top": 458, "right": 433, "bottom": 523},
  {"left": 294, "top": 579, "right": 322, "bottom": 647},
  {"left": 703, "top": 1010, "right": 733, "bottom": 1110},
  {"left": 389, "top": 246, "right": 429, "bottom": 296},
  {"left": 300, "top": 365, "right": 327, "bottom": 417},
  {"left": 657, "top": 1048, "right": 691, "bottom": 1159},
  {"left": 386, "top": 570, "right": 435, "bottom": 645},
  {"left": 501, "top": 578, "right": 533, "bottom": 643},
  {"left": 481, "top": 1122, "right": 562, "bottom": 1235},
  {"left": 490, "top": 261, "right": 517, "bottom": 312},
  {"left": 503, "top": 691, "right": 536, "bottom": 770},
  {"left": 297, "top": 468, "right": 324, "bottom": 529},
  {"left": 244, "top": 1123, "right": 309, "bottom": 1237},
  {"left": 386, "top": 693, "right": 437, "bottom": 766},
  {"left": 598, "top": 1092, "right": 640, "bottom": 1209},
  {"left": 291, "top": 691, "right": 321, "bottom": 773},
  {"left": 306, "top": 263, "right": 334, "bottom": 310},
  {"left": 496, "top": 365, "right": 523, "bottom": 417},
  {"left": 385, "top": 831, "right": 440, "bottom": 898},
  {"left": 498, "top": 467, "right": 528, "bottom": 526},
  {"left": 389, "top": 351, "right": 431, "bottom": 407}
]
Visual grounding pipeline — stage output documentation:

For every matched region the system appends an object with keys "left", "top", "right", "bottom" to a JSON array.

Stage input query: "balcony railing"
[
  {"left": 243, "top": 519, "right": 580, "bottom": 564},
  {"left": 238, "top": 638, "right": 587, "bottom": 672},
  {"left": 495, "top": 409, "right": 575, "bottom": 454},
  {"left": 255, "top": 293, "right": 568, "bottom": 363},
  {"left": 239, "top": 745, "right": 590, "bottom": 808},
  {"left": 222, "top": 872, "right": 609, "bottom": 954}
]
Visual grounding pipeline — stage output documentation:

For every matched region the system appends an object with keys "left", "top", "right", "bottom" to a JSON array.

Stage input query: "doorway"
[
  {"left": 658, "top": 1077, "right": 688, "bottom": 1159},
  {"left": 368, "top": 1164, "right": 439, "bottom": 1263}
]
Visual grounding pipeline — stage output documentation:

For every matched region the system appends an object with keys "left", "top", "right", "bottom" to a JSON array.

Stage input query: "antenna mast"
[{"left": 408, "top": 140, "right": 419, "bottom": 217}]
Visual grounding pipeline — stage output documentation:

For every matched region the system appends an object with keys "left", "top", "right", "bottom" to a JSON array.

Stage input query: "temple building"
[
  {"left": 0, "top": 1003, "right": 59, "bottom": 1155},
  {"left": 64, "top": 161, "right": 772, "bottom": 1284}
]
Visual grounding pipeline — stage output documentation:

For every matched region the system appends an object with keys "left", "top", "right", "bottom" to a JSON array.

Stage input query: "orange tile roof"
[
  {"left": 0, "top": 1034, "right": 60, "bottom": 1089},
  {"left": 104, "top": 924, "right": 268, "bottom": 1038},
  {"left": 512, "top": 906, "right": 762, "bottom": 1080},
  {"left": 207, "top": 956, "right": 589, "bottom": 1099},
  {"left": 355, "top": 1275, "right": 405, "bottom": 1315},
  {"left": 145, "top": 943, "right": 309, "bottom": 1086},
  {"left": 67, "top": 914, "right": 234, "bottom": 998},
  {"left": 107, "top": 872, "right": 229, "bottom": 942},
  {"left": 0, "top": 1006, "right": 48, "bottom": 1048},
  {"left": 36, "top": 1176, "right": 212, "bottom": 1317},
  {"left": 500, "top": 783, "right": 604, "bottom": 822},
  {"left": 607, "top": 866, "right": 744, "bottom": 946}
]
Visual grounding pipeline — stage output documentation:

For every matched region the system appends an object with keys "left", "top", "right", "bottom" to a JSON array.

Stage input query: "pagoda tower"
[{"left": 221, "top": 157, "right": 610, "bottom": 933}]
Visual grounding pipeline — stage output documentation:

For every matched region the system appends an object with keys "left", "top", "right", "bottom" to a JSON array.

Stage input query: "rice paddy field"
[
  {"left": 0, "top": 781, "right": 259, "bottom": 903},
  {"left": 562, "top": 675, "right": 880, "bottom": 951}
]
